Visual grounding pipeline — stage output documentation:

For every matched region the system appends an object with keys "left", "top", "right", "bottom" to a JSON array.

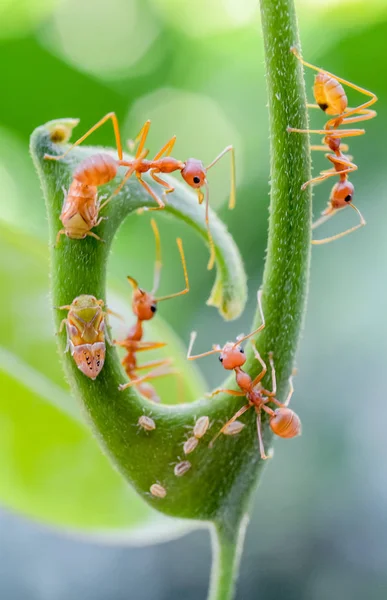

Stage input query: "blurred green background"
[{"left": 1, "top": 0, "right": 387, "bottom": 597}]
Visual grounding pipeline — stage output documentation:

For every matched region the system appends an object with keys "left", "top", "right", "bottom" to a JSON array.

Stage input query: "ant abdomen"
[
  {"left": 314, "top": 72, "right": 347, "bottom": 115},
  {"left": 74, "top": 153, "right": 118, "bottom": 186},
  {"left": 270, "top": 407, "right": 301, "bottom": 438}
]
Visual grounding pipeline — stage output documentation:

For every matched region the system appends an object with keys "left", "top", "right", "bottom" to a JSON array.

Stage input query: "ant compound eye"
[
  {"left": 193, "top": 176, "right": 201, "bottom": 184},
  {"left": 219, "top": 356, "right": 223, "bottom": 363},
  {"left": 150, "top": 305, "right": 157, "bottom": 313},
  {"left": 344, "top": 194, "right": 352, "bottom": 203}
]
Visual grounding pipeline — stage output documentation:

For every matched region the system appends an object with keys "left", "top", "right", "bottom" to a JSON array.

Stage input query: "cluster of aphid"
[{"left": 52, "top": 48, "right": 377, "bottom": 500}]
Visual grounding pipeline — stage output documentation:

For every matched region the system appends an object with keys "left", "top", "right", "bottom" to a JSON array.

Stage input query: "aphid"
[
  {"left": 187, "top": 290, "right": 301, "bottom": 460},
  {"left": 138, "top": 415, "right": 156, "bottom": 431},
  {"left": 117, "top": 218, "right": 189, "bottom": 400},
  {"left": 150, "top": 483, "right": 167, "bottom": 498},
  {"left": 174, "top": 461, "right": 192, "bottom": 477},
  {"left": 193, "top": 415, "right": 210, "bottom": 439},
  {"left": 288, "top": 47, "right": 377, "bottom": 244},
  {"left": 57, "top": 295, "right": 110, "bottom": 379},
  {"left": 183, "top": 437, "right": 199, "bottom": 455},
  {"left": 44, "top": 113, "right": 140, "bottom": 244},
  {"left": 223, "top": 420, "right": 245, "bottom": 436}
]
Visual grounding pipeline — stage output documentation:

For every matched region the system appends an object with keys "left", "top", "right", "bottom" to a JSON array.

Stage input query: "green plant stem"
[
  {"left": 32, "top": 0, "right": 311, "bottom": 590},
  {"left": 209, "top": 0, "right": 312, "bottom": 597},
  {"left": 209, "top": 518, "right": 248, "bottom": 600}
]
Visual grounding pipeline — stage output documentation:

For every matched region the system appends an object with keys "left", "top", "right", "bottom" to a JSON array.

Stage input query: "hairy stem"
[{"left": 209, "top": 0, "right": 312, "bottom": 597}]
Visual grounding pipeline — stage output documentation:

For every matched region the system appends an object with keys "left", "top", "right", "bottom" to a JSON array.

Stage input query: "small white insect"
[
  {"left": 193, "top": 415, "right": 210, "bottom": 439},
  {"left": 183, "top": 436, "right": 199, "bottom": 455},
  {"left": 174, "top": 461, "right": 192, "bottom": 477},
  {"left": 150, "top": 483, "right": 167, "bottom": 498},
  {"left": 223, "top": 420, "right": 245, "bottom": 436},
  {"left": 138, "top": 415, "right": 156, "bottom": 431}
]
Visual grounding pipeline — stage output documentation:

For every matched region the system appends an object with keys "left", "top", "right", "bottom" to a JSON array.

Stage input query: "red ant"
[
  {"left": 45, "top": 113, "right": 236, "bottom": 269},
  {"left": 116, "top": 218, "right": 189, "bottom": 402},
  {"left": 44, "top": 113, "right": 139, "bottom": 244},
  {"left": 288, "top": 47, "right": 377, "bottom": 244},
  {"left": 187, "top": 291, "right": 301, "bottom": 459}
]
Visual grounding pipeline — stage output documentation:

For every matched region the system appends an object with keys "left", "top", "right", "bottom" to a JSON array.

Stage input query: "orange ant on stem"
[
  {"left": 45, "top": 113, "right": 236, "bottom": 269},
  {"left": 187, "top": 291, "right": 301, "bottom": 459},
  {"left": 45, "top": 113, "right": 139, "bottom": 244},
  {"left": 287, "top": 47, "right": 377, "bottom": 244},
  {"left": 116, "top": 218, "right": 189, "bottom": 402}
]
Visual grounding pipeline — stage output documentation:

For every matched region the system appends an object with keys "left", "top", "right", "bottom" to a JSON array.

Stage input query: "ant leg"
[
  {"left": 310, "top": 144, "right": 350, "bottom": 152},
  {"left": 287, "top": 127, "right": 365, "bottom": 138},
  {"left": 150, "top": 170, "right": 175, "bottom": 197},
  {"left": 155, "top": 238, "right": 189, "bottom": 302},
  {"left": 312, "top": 203, "right": 366, "bottom": 245},
  {"left": 206, "top": 145, "right": 236, "bottom": 210},
  {"left": 135, "top": 358, "right": 173, "bottom": 372},
  {"left": 152, "top": 136, "right": 177, "bottom": 160},
  {"left": 259, "top": 352, "right": 277, "bottom": 397},
  {"left": 137, "top": 174, "right": 166, "bottom": 210},
  {"left": 251, "top": 342, "right": 268, "bottom": 388},
  {"left": 44, "top": 112, "right": 123, "bottom": 161},
  {"left": 256, "top": 410, "right": 270, "bottom": 460},
  {"left": 206, "top": 388, "right": 246, "bottom": 399},
  {"left": 233, "top": 290, "right": 266, "bottom": 346},
  {"left": 301, "top": 159, "right": 357, "bottom": 190},
  {"left": 201, "top": 183, "right": 216, "bottom": 270},
  {"left": 118, "top": 365, "right": 178, "bottom": 391},
  {"left": 209, "top": 403, "right": 251, "bottom": 448},
  {"left": 99, "top": 161, "right": 138, "bottom": 209},
  {"left": 128, "top": 120, "right": 151, "bottom": 159},
  {"left": 339, "top": 108, "right": 377, "bottom": 126}
]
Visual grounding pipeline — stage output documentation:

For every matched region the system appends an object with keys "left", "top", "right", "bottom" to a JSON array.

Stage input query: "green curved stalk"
[
  {"left": 208, "top": 0, "right": 312, "bottom": 597},
  {"left": 31, "top": 0, "right": 311, "bottom": 590}
]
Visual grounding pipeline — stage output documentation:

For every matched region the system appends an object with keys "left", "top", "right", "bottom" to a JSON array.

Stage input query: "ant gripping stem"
[
  {"left": 187, "top": 290, "right": 301, "bottom": 459},
  {"left": 118, "top": 219, "right": 189, "bottom": 396}
]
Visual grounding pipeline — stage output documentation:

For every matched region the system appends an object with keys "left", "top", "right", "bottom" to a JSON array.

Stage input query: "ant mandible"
[
  {"left": 287, "top": 47, "right": 377, "bottom": 244},
  {"left": 187, "top": 291, "right": 301, "bottom": 459},
  {"left": 116, "top": 218, "right": 189, "bottom": 400},
  {"left": 46, "top": 113, "right": 236, "bottom": 269}
]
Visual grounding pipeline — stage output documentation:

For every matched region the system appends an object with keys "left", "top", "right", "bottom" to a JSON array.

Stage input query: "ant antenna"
[
  {"left": 187, "top": 331, "right": 222, "bottom": 360},
  {"left": 127, "top": 275, "right": 139, "bottom": 290},
  {"left": 204, "top": 181, "right": 216, "bottom": 271},
  {"left": 206, "top": 145, "right": 236, "bottom": 210},
  {"left": 150, "top": 218, "right": 162, "bottom": 295},
  {"left": 154, "top": 238, "right": 189, "bottom": 302},
  {"left": 232, "top": 290, "right": 265, "bottom": 347},
  {"left": 312, "top": 203, "right": 366, "bottom": 245}
]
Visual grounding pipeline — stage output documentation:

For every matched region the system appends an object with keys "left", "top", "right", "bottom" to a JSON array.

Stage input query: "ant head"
[
  {"left": 218, "top": 342, "right": 246, "bottom": 370},
  {"left": 330, "top": 180, "right": 355, "bottom": 209},
  {"left": 181, "top": 159, "right": 207, "bottom": 189},
  {"left": 269, "top": 407, "right": 301, "bottom": 438},
  {"left": 132, "top": 288, "right": 157, "bottom": 321}
]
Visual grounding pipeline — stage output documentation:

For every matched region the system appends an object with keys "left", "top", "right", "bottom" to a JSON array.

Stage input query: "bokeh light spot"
[{"left": 42, "top": 0, "right": 160, "bottom": 80}]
